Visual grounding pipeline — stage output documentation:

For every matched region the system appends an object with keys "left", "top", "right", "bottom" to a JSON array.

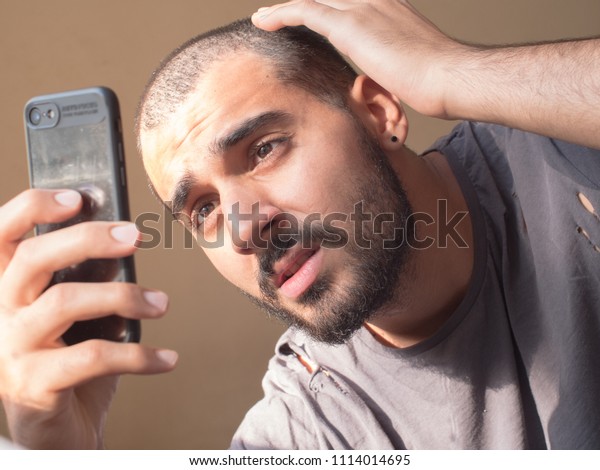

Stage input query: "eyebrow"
[
  {"left": 168, "top": 110, "right": 294, "bottom": 216},
  {"left": 169, "top": 171, "right": 197, "bottom": 218},
  {"left": 208, "top": 110, "right": 294, "bottom": 157}
]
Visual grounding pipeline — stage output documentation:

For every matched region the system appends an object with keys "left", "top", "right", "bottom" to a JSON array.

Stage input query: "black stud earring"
[{"left": 391, "top": 135, "right": 398, "bottom": 143}]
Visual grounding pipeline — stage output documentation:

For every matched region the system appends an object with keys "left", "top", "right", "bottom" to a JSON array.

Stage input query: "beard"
[{"left": 240, "top": 122, "right": 414, "bottom": 345}]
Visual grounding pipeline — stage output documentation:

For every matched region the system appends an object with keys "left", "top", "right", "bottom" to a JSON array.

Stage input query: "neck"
[{"left": 365, "top": 147, "right": 474, "bottom": 348}]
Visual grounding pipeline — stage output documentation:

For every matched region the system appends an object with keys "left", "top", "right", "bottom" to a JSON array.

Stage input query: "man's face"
[{"left": 142, "top": 53, "right": 412, "bottom": 344}]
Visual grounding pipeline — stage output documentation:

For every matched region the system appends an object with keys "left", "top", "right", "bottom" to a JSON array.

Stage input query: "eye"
[
  {"left": 251, "top": 136, "right": 289, "bottom": 166},
  {"left": 257, "top": 141, "right": 277, "bottom": 159},
  {"left": 191, "top": 201, "right": 216, "bottom": 228}
]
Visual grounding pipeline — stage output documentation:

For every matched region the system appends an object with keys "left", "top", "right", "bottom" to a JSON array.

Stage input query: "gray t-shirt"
[{"left": 231, "top": 122, "right": 600, "bottom": 449}]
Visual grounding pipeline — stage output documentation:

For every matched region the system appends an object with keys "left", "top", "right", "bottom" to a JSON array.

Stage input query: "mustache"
[{"left": 258, "top": 237, "right": 296, "bottom": 278}]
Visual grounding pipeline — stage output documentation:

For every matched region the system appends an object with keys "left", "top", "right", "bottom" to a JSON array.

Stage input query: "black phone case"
[{"left": 24, "top": 86, "right": 140, "bottom": 345}]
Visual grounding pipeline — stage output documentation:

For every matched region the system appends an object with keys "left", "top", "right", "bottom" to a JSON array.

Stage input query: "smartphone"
[{"left": 24, "top": 87, "right": 140, "bottom": 345}]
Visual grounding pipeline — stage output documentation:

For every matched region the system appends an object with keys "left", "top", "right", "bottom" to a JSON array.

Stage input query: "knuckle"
[
  {"left": 114, "top": 281, "right": 136, "bottom": 299},
  {"left": 82, "top": 221, "right": 113, "bottom": 245},
  {"left": 1, "top": 358, "right": 33, "bottom": 402},
  {"left": 79, "top": 340, "right": 105, "bottom": 366},
  {"left": 0, "top": 190, "right": 41, "bottom": 233},
  {"left": 8, "top": 367, "right": 29, "bottom": 399},
  {"left": 40, "top": 283, "right": 71, "bottom": 310},
  {"left": 17, "top": 188, "right": 42, "bottom": 208},
  {"left": 299, "top": 0, "right": 319, "bottom": 12},
  {"left": 110, "top": 282, "right": 138, "bottom": 310},
  {"left": 12, "top": 238, "right": 38, "bottom": 268},
  {"left": 70, "top": 221, "right": 93, "bottom": 243},
  {"left": 12, "top": 189, "right": 52, "bottom": 219},
  {"left": 76, "top": 341, "right": 150, "bottom": 374},
  {"left": 67, "top": 221, "right": 106, "bottom": 252},
  {"left": 126, "top": 345, "right": 151, "bottom": 369}
]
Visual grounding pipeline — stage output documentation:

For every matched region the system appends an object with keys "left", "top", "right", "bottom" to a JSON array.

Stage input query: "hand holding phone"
[
  {"left": 0, "top": 189, "right": 176, "bottom": 448},
  {"left": 0, "top": 88, "right": 177, "bottom": 449}
]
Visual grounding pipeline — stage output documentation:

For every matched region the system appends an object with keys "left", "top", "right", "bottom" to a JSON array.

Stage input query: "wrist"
[{"left": 436, "top": 44, "right": 489, "bottom": 122}]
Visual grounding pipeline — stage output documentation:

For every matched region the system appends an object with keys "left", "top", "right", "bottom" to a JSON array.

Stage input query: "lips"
[
  {"left": 275, "top": 249, "right": 315, "bottom": 286},
  {"left": 272, "top": 247, "right": 323, "bottom": 299}
]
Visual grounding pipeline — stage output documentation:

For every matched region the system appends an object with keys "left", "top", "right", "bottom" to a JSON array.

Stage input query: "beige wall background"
[{"left": 0, "top": 0, "right": 598, "bottom": 449}]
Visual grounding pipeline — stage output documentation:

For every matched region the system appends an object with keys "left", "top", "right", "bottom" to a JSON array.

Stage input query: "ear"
[{"left": 348, "top": 75, "right": 408, "bottom": 151}]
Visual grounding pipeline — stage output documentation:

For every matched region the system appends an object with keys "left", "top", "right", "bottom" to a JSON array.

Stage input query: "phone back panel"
[{"left": 24, "top": 87, "right": 139, "bottom": 344}]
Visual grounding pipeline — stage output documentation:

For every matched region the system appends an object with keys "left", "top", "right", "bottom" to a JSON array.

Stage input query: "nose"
[{"left": 222, "top": 186, "right": 279, "bottom": 254}]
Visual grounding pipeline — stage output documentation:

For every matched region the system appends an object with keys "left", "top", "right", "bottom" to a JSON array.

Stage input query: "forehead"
[{"left": 141, "top": 51, "right": 310, "bottom": 200}]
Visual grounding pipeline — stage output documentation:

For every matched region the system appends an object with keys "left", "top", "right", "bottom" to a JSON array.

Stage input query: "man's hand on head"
[
  {"left": 253, "top": 0, "right": 600, "bottom": 149},
  {"left": 0, "top": 189, "right": 177, "bottom": 449},
  {"left": 252, "top": 0, "right": 463, "bottom": 120}
]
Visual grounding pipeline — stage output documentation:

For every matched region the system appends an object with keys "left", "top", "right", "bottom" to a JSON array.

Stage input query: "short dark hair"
[{"left": 135, "top": 17, "right": 358, "bottom": 151}]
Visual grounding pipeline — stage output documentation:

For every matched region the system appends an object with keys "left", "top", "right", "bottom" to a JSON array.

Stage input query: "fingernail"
[
  {"left": 252, "top": 7, "right": 271, "bottom": 18},
  {"left": 54, "top": 190, "right": 81, "bottom": 207},
  {"left": 143, "top": 290, "right": 169, "bottom": 311},
  {"left": 110, "top": 223, "right": 139, "bottom": 245},
  {"left": 156, "top": 349, "right": 178, "bottom": 367}
]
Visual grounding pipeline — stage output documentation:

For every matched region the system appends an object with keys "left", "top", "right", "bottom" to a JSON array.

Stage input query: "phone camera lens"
[{"left": 29, "top": 108, "right": 42, "bottom": 126}]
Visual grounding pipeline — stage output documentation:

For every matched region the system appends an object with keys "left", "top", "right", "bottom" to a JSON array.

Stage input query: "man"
[{"left": 0, "top": 0, "right": 599, "bottom": 449}]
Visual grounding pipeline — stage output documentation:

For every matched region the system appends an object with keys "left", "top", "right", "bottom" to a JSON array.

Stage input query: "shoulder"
[
  {"left": 230, "top": 328, "right": 334, "bottom": 449},
  {"left": 230, "top": 328, "right": 396, "bottom": 449},
  {"left": 433, "top": 121, "right": 600, "bottom": 183}
]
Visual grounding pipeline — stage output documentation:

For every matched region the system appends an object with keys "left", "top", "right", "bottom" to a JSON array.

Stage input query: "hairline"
[{"left": 138, "top": 52, "right": 355, "bottom": 150}]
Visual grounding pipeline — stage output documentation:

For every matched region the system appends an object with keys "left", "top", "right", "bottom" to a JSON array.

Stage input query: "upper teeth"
[{"left": 283, "top": 251, "right": 313, "bottom": 281}]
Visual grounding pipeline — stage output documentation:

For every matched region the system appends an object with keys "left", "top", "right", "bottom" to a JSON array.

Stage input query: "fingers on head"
[{"left": 252, "top": 0, "right": 336, "bottom": 32}]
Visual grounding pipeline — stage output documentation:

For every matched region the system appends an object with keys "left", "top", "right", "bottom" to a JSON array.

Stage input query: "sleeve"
[{"left": 230, "top": 391, "right": 322, "bottom": 450}]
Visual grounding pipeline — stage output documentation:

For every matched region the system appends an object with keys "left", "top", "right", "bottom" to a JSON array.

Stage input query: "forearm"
[{"left": 445, "top": 38, "right": 600, "bottom": 149}]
